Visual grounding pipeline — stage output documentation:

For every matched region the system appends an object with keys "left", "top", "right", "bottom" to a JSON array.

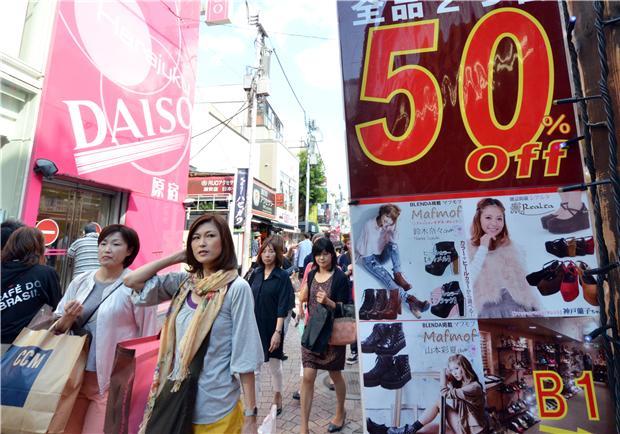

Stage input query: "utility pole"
[
  {"left": 305, "top": 120, "right": 317, "bottom": 233},
  {"left": 242, "top": 13, "right": 268, "bottom": 274}
]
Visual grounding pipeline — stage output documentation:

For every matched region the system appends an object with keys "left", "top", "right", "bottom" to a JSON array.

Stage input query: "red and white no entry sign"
[{"left": 36, "top": 219, "right": 60, "bottom": 246}]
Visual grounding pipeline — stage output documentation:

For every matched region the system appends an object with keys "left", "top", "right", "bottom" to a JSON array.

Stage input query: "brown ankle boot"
[
  {"left": 368, "top": 289, "right": 388, "bottom": 320},
  {"left": 379, "top": 289, "right": 401, "bottom": 320},
  {"left": 406, "top": 295, "right": 430, "bottom": 319},
  {"left": 393, "top": 272, "right": 412, "bottom": 290}
]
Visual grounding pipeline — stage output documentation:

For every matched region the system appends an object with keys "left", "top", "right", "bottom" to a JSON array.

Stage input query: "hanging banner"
[
  {"left": 338, "top": 1, "right": 612, "bottom": 433},
  {"left": 233, "top": 168, "right": 249, "bottom": 229}
]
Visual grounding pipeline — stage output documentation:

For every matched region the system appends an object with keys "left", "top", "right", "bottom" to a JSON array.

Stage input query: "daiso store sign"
[{"left": 23, "top": 0, "right": 200, "bottom": 265}]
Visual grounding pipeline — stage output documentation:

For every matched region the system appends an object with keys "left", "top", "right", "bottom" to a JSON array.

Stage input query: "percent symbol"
[{"left": 542, "top": 114, "right": 571, "bottom": 135}]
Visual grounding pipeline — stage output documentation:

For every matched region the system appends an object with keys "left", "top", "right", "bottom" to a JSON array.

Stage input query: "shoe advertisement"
[
  {"left": 337, "top": 0, "right": 615, "bottom": 432},
  {"left": 361, "top": 320, "right": 485, "bottom": 434},
  {"left": 352, "top": 193, "right": 599, "bottom": 322}
]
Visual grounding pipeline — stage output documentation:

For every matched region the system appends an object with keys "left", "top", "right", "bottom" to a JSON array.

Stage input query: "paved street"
[{"left": 249, "top": 324, "right": 363, "bottom": 434}]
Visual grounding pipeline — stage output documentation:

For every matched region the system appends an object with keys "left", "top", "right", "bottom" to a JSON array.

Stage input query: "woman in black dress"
[
  {"left": 249, "top": 236, "right": 294, "bottom": 415},
  {"left": 299, "top": 238, "right": 350, "bottom": 433}
]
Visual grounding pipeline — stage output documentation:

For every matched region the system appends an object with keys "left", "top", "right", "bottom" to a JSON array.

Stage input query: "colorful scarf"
[{"left": 138, "top": 269, "right": 239, "bottom": 434}]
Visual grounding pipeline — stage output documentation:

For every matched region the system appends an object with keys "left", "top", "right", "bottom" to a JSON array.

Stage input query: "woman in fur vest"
[{"left": 468, "top": 198, "right": 541, "bottom": 318}]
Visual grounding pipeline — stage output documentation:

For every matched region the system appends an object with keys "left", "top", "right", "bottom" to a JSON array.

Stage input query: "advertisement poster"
[{"left": 338, "top": 1, "right": 613, "bottom": 432}]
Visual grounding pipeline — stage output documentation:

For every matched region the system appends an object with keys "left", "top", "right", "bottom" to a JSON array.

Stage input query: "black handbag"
[
  {"left": 301, "top": 303, "right": 333, "bottom": 354},
  {"left": 144, "top": 332, "right": 210, "bottom": 434}
]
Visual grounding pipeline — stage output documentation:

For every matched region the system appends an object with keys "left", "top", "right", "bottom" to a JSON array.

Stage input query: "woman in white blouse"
[{"left": 54, "top": 224, "right": 158, "bottom": 434}]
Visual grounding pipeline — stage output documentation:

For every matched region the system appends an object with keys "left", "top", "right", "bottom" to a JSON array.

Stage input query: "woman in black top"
[
  {"left": 1, "top": 227, "right": 61, "bottom": 352},
  {"left": 249, "top": 236, "right": 294, "bottom": 415},
  {"left": 299, "top": 238, "right": 351, "bottom": 433}
]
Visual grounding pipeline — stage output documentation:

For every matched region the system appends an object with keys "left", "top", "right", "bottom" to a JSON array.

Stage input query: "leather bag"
[{"left": 329, "top": 303, "right": 356, "bottom": 346}]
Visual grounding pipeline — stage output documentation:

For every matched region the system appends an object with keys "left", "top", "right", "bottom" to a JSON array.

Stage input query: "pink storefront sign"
[{"left": 23, "top": 0, "right": 200, "bottom": 264}]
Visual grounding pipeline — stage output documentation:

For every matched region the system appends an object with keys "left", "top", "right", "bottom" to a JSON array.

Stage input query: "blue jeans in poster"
[{"left": 360, "top": 242, "right": 407, "bottom": 299}]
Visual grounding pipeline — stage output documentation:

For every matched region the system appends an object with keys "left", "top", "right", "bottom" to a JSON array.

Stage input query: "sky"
[{"left": 195, "top": 0, "right": 349, "bottom": 198}]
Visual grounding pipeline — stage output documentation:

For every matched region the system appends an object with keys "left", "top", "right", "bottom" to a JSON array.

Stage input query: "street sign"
[{"left": 36, "top": 219, "right": 60, "bottom": 246}]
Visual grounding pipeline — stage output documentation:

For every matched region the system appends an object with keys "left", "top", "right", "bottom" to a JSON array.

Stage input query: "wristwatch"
[{"left": 243, "top": 406, "right": 257, "bottom": 417}]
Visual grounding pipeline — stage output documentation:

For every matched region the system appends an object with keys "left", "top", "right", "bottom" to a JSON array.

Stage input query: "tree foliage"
[{"left": 298, "top": 149, "right": 327, "bottom": 220}]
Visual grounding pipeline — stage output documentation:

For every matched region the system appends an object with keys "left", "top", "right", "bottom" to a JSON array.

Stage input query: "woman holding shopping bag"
[
  {"left": 124, "top": 213, "right": 263, "bottom": 434},
  {"left": 54, "top": 224, "right": 158, "bottom": 434}
]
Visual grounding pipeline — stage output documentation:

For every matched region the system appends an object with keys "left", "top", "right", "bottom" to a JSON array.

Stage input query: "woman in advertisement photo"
[
  {"left": 468, "top": 198, "right": 541, "bottom": 318},
  {"left": 356, "top": 204, "right": 429, "bottom": 318},
  {"left": 407, "top": 354, "right": 487, "bottom": 434}
]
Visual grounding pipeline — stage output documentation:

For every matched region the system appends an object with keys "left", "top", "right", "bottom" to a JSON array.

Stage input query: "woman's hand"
[
  {"left": 316, "top": 290, "right": 335, "bottom": 309},
  {"left": 64, "top": 300, "right": 83, "bottom": 319},
  {"left": 269, "top": 331, "right": 282, "bottom": 352},
  {"left": 441, "top": 367, "right": 449, "bottom": 388},
  {"left": 54, "top": 300, "right": 83, "bottom": 333},
  {"left": 480, "top": 233, "right": 494, "bottom": 248}
]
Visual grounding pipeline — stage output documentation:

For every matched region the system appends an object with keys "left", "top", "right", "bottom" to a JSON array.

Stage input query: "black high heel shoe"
[
  {"left": 327, "top": 412, "right": 346, "bottom": 432},
  {"left": 430, "top": 281, "right": 464, "bottom": 318},
  {"left": 425, "top": 241, "right": 459, "bottom": 276}
]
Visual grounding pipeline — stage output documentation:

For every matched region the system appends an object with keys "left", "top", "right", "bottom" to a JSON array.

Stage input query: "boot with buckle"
[
  {"left": 363, "top": 355, "right": 393, "bottom": 388},
  {"left": 375, "top": 323, "right": 406, "bottom": 356},
  {"left": 359, "top": 288, "right": 375, "bottom": 320},
  {"left": 406, "top": 295, "right": 430, "bottom": 319},
  {"left": 425, "top": 241, "right": 459, "bottom": 276},
  {"left": 368, "top": 289, "right": 388, "bottom": 320},
  {"left": 381, "top": 354, "right": 412, "bottom": 389},
  {"left": 361, "top": 323, "right": 388, "bottom": 353},
  {"left": 430, "top": 281, "right": 464, "bottom": 318}
]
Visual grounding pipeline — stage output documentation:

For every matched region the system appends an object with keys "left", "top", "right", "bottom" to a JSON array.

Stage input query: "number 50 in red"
[
  {"left": 355, "top": 8, "right": 554, "bottom": 169},
  {"left": 355, "top": 20, "right": 442, "bottom": 166}
]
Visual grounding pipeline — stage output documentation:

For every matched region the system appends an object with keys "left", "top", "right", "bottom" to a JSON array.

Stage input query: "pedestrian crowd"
[{"left": 1, "top": 215, "right": 358, "bottom": 434}]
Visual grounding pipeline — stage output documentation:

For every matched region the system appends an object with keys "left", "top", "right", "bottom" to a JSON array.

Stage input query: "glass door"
[{"left": 37, "top": 181, "right": 118, "bottom": 290}]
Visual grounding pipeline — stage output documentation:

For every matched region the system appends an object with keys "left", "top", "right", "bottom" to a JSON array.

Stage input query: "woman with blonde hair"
[
  {"left": 407, "top": 354, "right": 487, "bottom": 434},
  {"left": 124, "top": 214, "right": 263, "bottom": 434},
  {"left": 468, "top": 198, "right": 541, "bottom": 318}
]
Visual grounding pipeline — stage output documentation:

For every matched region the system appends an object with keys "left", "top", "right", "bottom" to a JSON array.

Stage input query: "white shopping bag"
[{"left": 258, "top": 404, "right": 277, "bottom": 434}]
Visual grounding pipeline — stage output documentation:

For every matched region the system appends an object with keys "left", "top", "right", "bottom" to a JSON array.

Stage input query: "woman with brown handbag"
[
  {"left": 299, "top": 237, "right": 351, "bottom": 434},
  {"left": 124, "top": 214, "right": 263, "bottom": 434}
]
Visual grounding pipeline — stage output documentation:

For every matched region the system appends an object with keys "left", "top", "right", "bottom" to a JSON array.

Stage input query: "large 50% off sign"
[{"left": 356, "top": 8, "right": 571, "bottom": 182}]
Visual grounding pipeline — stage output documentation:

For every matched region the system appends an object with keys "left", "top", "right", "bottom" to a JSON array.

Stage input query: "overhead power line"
[
  {"left": 269, "top": 45, "right": 307, "bottom": 122},
  {"left": 190, "top": 102, "right": 250, "bottom": 161},
  {"left": 191, "top": 102, "right": 249, "bottom": 139}
]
